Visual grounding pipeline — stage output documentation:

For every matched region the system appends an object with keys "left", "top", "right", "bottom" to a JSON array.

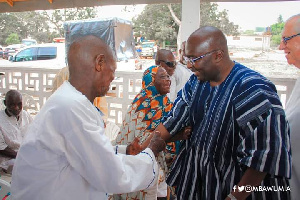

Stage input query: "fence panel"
[{"left": 0, "top": 67, "right": 297, "bottom": 126}]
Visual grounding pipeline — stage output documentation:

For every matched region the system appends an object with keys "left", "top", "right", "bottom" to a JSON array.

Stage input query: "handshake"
[{"left": 126, "top": 131, "right": 166, "bottom": 156}]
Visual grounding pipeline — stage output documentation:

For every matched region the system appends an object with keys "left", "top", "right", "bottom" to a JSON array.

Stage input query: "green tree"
[
  {"left": 133, "top": 4, "right": 179, "bottom": 45},
  {"left": 5, "top": 33, "right": 20, "bottom": 45},
  {"left": 271, "top": 22, "right": 285, "bottom": 35},
  {"left": 16, "top": 11, "right": 51, "bottom": 43},
  {"left": 41, "top": 7, "right": 97, "bottom": 37},
  {"left": 0, "top": 13, "right": 26, "bottom": 45},
  {"left": 0, "top": 7, "right": 97, "bottom": 45},
  {"left": 277, "top": 15, "right": 284, "bottom": 23},
  {"left": 270, "top": 15, "right": 285, "bottom": 46},
  {"left": 133, "top": 3, "right": 239, "bottom": 46}
]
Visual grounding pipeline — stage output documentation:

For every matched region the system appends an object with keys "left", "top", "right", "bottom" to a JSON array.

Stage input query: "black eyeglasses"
[
  {"left": 183, "top": 50, "right": 219, "bottom": 66},
  {"left": 159, "top": 60, "right": 177, "bottom": 68},
  {"left": 282, "top": 33, "right": 300, "bottom": 45}
]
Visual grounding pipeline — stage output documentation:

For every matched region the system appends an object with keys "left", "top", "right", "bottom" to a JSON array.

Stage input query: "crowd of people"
[{"left": 0, "top": 13, "right": 299, "bottom": 200}]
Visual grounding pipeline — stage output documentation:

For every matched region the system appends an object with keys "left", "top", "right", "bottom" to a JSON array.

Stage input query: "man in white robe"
[
  {"left": 11, "top": 35, "right": 166, "bottom": 200},
  {"left": 279, "top": 13, "right": 300, "bottom": 200}
]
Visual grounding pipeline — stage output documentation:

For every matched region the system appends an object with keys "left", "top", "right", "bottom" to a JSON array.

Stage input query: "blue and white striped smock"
[{"left": 163, "top": 62, "right": 291, "bottom": 200}]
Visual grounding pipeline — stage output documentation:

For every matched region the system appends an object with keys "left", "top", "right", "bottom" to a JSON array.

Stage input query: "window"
[
  {"left": 15, "top": 47, "right": 38, "bottom": 62},
  {"left": 37, "top": 47, "right": 57, "bottom": 60}
]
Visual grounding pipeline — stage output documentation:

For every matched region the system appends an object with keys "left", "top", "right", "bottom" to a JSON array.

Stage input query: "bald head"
[
  {"left": 185, "top": 26, "right": 234, "bottom": 86},
  {"left": 4, "top": 90, "right": 22, "bottom": 117},
  {"left": 67, "top": 35, "right": 117, "bottom": 101},
  {"left": 280, "top": 14, "right": 300, "bottom": 68},
  {"left": 155, "top": 49, "right": 174, "bottom": 64},
  {"left": 68, "top": 35, "right": 115, "bottom": 79},
  {"left": 155, "top": 49, "right": 176, "bottom": 76},
  {"left": 188, "top": 26, "right": 228, "bottom": 55},
  {"left": 285, "top": 14, "right": 300, "bottom": 33},
  {"left": 5, "top": 90, "right": 22, "bottom": 102}
]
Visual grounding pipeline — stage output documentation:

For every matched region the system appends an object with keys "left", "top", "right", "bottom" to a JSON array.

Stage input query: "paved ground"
[{"left": 229, "top": 48, "right": 299, "bottom": 78}]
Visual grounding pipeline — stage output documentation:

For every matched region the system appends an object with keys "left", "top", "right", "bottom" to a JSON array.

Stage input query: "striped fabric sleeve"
[
  {"left": 233, "top": 75, "right": 291, "bottom": 178},
  {"left": 163, "top": 75, "right": 196, "bottom": 136}
]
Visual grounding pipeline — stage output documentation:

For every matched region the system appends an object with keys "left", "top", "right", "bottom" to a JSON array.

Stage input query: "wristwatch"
[{"left": 227, "top": 193, "right": 237, "bottom": 200}]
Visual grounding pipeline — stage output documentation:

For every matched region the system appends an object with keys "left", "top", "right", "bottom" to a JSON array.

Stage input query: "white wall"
[{"left": 227, "top": 35, "right": 271, "bottom": 50}]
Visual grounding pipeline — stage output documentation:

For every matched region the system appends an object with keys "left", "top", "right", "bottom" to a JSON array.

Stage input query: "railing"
[
  {"left": 0, "top": 67, "right": 297, "bottom": 126},
  {"left": 0, "top": 67, "right": 59, "bottom": 112},
  {"left": 105, "top": 71, "right": 143, "bottom": 125}
]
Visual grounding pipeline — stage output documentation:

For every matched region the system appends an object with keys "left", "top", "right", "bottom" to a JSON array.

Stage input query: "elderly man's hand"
[
  {"left": 126, "top": 137, "right": 143, "bottom": 155},
  {"left": 147, "top": 131, "right": 166, "bottom": 157}
]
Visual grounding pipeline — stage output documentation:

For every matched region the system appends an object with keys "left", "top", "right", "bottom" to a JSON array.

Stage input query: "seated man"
[{"left": 0, "top": 90, "right": 32, "bottom": 174}]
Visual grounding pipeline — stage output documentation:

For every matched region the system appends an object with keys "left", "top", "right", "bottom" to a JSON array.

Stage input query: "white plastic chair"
[{"left": 0, "top": 179, "right": 11, "bottom": 200}]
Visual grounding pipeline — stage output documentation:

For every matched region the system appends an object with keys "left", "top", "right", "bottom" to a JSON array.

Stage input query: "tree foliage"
[
  {"left": 277, "top": 15, "right": 284, "bottom": 23},
  {"left": 133, "top": 3, "right": 239, "bottom": 45},
  {"left": 0, "top": 13, "right": 25, "bottom": 45},
  {"left": 41, "top": 7, "right": 97, "bottom": 37},
  {"left": 270, "top": 15, "right": 285, "bottom": 46},
  {"left": 0, "top": 7, "right": 97, "bottom": 45},
  {"left": 5, "top": 33, "right": 20, "bottom": 45}
]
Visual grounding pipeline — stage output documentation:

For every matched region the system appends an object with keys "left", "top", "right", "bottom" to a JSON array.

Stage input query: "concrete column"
[{"left": 181, "top": 0, "right": 200, "bottom": 42}]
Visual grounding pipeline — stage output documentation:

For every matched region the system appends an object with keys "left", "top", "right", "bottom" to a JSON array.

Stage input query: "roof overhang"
[{"left": 0, "top": 0, "right": 298, "bottom": 13}]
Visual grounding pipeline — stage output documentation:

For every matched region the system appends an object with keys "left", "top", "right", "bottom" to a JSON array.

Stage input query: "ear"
[
  {"left": 95, "top": 54, "right": 105, "bottom": 72},
  {"left": 215, "top": 50, "right": 224, "bottom": 63}
]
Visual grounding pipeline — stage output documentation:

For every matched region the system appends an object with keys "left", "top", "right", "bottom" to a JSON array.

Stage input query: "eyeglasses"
[
  {"left": 282, "top": 33, "right": 300, "bottom": 45},
  {"left": 183, "top": 50, "right": 219, "bottom": 66},
  {"left": 159, "top": 60, "right": 177, "bottom": 68}
]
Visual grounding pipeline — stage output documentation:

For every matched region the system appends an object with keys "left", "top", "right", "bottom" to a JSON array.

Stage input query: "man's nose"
[
  {"left": 279, "top": 40, "right": 285, "bottom": 50},
  {"left": 11, "top": 104, "right": 19, "bottom": 110},
  {"left": 111, "top": 72, "right": 115, "bottom": 82}
]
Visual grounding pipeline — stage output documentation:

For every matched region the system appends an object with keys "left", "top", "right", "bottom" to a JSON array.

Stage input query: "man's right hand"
[{"left": 147, "top": 131, "right": 166, "bottom": 157}]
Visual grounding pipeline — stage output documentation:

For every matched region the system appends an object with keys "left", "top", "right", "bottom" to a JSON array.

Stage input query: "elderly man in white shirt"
[
  {"left": 11, "top": 35, "right": 166, "bottom": 200},
  {"left": 0, "top": 90, "right": 32, "bottom": 174},
  {"left": 279, "top": 13, "right": 300, "bottom": 200}
]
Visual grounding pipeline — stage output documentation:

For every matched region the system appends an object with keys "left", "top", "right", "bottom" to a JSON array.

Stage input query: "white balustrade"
[{"left": 0, "top": 67, "right": 297, "bottom": 126}]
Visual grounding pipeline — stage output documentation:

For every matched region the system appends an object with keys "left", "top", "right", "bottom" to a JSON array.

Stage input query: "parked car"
[
  {"left": 7, "top": 43, "right": 66, "bottom": 69},
  {"left": 3, "top": 44, "right": 25, "bottom": 59}
]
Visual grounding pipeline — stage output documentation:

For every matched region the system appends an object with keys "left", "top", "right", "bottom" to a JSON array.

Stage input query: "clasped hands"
[{"left": 126, "top": 126, "right": 192, "bottom": 156}]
